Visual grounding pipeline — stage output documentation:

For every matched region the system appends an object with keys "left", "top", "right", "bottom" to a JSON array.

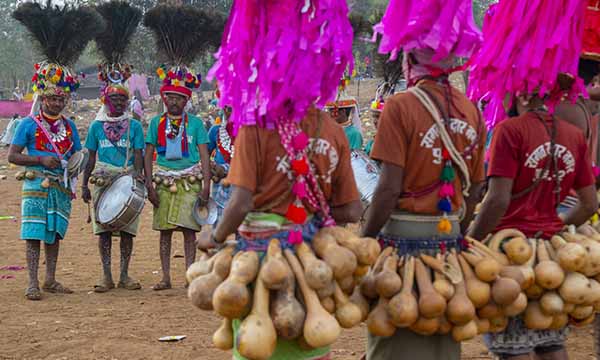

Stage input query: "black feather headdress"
[
  {"left": 13, "top": 0, "right": 104, "bottom": 66},
  {"left": 371, "top": 10, "right": 403, "bottom": 102},
  {"left": 95, "top": 1, "right": 142, "bottom": 66},
  {"left": 144, "top": 5, "right": 224, "bottom": 66},
  {"left": 13, "top": 0, "right": 104, "bottom": 99},
  {"left": 95, "top": 1, "right": 142, "bottom": 84}
]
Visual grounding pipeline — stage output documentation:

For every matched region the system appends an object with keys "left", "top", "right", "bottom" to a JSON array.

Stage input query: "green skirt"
[
  {"left": 232, "top": 319, "right": 330, "bottom": 360},
  {"left": 152, "top": 180, "right": 201, "bottom": 232}
]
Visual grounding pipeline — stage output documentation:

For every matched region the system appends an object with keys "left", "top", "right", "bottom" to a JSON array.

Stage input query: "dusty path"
[{"left": 0, "top": 133, "right": 596, "bottom": 360}]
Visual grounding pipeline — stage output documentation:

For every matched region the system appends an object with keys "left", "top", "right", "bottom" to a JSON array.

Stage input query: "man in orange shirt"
[{"left": 361, "top": 48, "right": 486, "bottom": 360}]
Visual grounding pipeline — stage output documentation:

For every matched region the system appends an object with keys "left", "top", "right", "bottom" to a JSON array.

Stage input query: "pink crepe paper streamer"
[
  {"left": 0, "top": 265, "right": 25, "bottom": 271},
  {"left": 468, "top": 0, "right": 587, "bottom": 130},
  {"left": 373, "top": 0, "right": 482, "bottom": 62},
  {"left": 288, "top": 229, "right": 303, "bottom": 245},
  {"left": 208, "top": 0, "right": 354, "bottom": 134}
]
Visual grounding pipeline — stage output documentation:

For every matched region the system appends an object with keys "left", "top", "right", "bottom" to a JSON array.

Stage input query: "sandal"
[
  {"left": 93, "top": 279, "right": 115, "bottom": 293},
  {"left": 152, "top": 281, "right": 172, "bottom": 291},
  {"left": 25, "top": 287, "right": 42, "bottom": 301},
  {"left": 117, "top": 277, "right": 141, "bottom": 290},
  {"left": 42, "top": 281, "right": 73, "bottom": 294}
]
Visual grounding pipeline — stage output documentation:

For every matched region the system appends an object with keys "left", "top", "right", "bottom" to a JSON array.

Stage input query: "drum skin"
[
  {"left": 350, "top": 150, "right": 380, "bottom": 204},
  {"left": 95, "top": 174, "right": 147, "bottom": 230}
]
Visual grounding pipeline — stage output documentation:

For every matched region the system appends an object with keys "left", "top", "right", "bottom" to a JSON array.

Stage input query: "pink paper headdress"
[
  {"left": 373, "top": 0, "right": 482, "bottom": 63},
  {"left": 468, "top": 0, "right": 587, "bottom": 129}
]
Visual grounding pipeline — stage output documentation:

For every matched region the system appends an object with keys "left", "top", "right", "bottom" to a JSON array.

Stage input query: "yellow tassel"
[{"left": 437, "top": 218, "right": 452, "bottom": 234}]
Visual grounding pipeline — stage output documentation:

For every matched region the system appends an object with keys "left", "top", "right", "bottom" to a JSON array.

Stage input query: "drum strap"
[{"left": 123, "top": 119, "right": 132, "bottom": 171}]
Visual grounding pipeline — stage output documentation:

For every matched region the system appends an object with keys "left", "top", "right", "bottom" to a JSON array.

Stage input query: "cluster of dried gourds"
[
  {"left": 364, "top": 225, "right": 600, "bottom": 343},
  {"left": 186, "top": 226, "right": 381, "bottom": 360},
  {"left": 187, "top": 224, "right": 600, "bottom": 360}
]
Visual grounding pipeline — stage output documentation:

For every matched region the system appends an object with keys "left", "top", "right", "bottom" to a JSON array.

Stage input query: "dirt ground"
[{"left": 0, "top": 86, "right": 597, "bottom": 360}]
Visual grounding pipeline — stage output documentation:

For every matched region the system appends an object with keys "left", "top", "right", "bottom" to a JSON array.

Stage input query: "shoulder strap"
[{"left": 409, "top": 86, "right": 472, "bottom": 196}]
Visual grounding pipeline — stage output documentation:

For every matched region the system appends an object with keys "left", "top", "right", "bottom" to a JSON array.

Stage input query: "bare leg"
[
  {"left": 99, "top": 233, "right": 113, "bottom": 284},
  {"left": 119, "top": 233, "right": 133, "bottom": 283},
  {"left": 42, "top": 238, "right": 72, "bottom": 293},
  {"left": 153, "top": 230, "right": 173, "bottom": 290},
  {"left": 183, "top": 229, "right": 197, "bottom": 270},
  {"left": 25, "top": 240, "right": 41, "bottom": 300},
  {"left": 118, "top": 233, "right": 140, "bottom": 290},
  {"left": 93, "top": 233, "right": 114, "bottom": 292},
  {"left": 183, "top": 229, "right": 197, "bottom": 287}
]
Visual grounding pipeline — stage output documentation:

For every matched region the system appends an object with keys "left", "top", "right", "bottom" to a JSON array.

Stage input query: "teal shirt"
[
  {"left": 364, "top": 138, "right": 374, "bottom": 156},
  {"left": 12, "top": 116, "right": 82, "bottom": 176},
  {"left": 85, "top": 119, "right": 144, "bottom": 168},
  {"left": 344, "top": 124, "right": 363, "bottom": 151},
  {"left": 145, "top": 113, "right": 209, "bottom": 170}
]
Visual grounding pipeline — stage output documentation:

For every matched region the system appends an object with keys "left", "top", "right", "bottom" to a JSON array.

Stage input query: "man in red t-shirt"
[
  {"left": 470, "top": 98, "right": 597, "bottom": 241},
  {"left": 468, "top": 95, "right": 597, "bottom": 360}
]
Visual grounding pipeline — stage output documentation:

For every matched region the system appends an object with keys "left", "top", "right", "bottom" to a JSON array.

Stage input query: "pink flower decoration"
[
  {"left": 292, "top": 132, "right": 309, "bottom": 151},
  {"left": 288, "top": 229, "right": 303, "bottom": 245},
  {"left": 439, "top": 183, "right": 455, "bottom": 197},
  {"left": 292, "top": 180, "right": 308, "bottom": 199}
]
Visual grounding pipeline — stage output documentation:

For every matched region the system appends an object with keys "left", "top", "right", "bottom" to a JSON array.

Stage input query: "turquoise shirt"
[
  {"left": 344, "top": 124, "right": 363, "bottom": 151},
  {"left": 12, "top": 116, "right": 82, "bottom": 175},
  {"left": 84, "top": 119, "right": 144, "bottom": 168},
  {"left": 364, "top": 138, "right": 374, "bottom": 156},
  {"left": 145, "top": 113, "right": 209, "bottom": 170}
]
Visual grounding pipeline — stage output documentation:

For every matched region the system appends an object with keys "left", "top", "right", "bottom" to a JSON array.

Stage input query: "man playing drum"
[
  {"left": 81, "top": 1, "right": 144, "bottom": 293},
  {"left": 361, "top": 0, "right": 485, "bottom": 358},
  {"left": 7, "top": 2, "right": 99, "bottom": 300},
  {"left": 83, "top": 84, "right": 144, "bottom": 292}
]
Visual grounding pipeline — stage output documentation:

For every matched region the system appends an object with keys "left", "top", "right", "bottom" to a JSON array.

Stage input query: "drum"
[
  {"left": 67, "top": 150, "right": 89, "bottom": 178},
  {"left": 95, "top": 174, "right": 147, "bottom": 230},
  {"left": 350, "top": 150, "right": 380, "bottom": 204},
  {"left": 193, "top": 198, "right": 218, "bottom": 226}
]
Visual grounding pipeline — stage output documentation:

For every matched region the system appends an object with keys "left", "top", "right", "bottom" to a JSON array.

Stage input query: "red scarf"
[{"left": 156, "top": 113, "right": 189, "bottom": 157}]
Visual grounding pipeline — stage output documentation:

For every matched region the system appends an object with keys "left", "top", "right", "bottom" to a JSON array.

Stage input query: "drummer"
[
  {"left": 144, "top": 72, "right": 211, "bottom": 291},
  {"left": 325, "top": 94, "right": 363, "bottom": 151},
  {"left": 7, "top": 3, "right": 92, "bottom": 300},
  {"left": 82, "top": 80, "right": 145, "bottom": 293}
]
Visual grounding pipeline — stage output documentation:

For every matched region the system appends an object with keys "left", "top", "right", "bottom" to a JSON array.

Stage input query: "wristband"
[{"left": 36, "top": 156, "right": 42, "bottom": 164}]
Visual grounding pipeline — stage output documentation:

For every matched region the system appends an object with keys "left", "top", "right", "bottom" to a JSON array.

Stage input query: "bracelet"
[{"left": 36, "top": 156, "right": 42, "bottom": 164}]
